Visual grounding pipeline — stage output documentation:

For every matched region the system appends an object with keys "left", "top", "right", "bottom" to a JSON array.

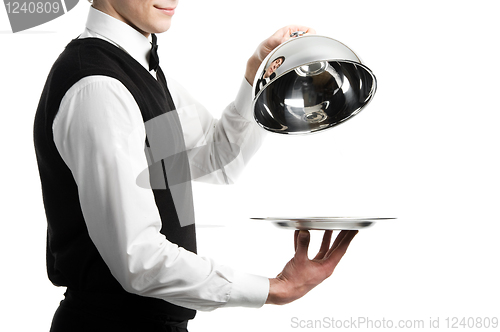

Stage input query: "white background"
[{"left": 1, "top": 0, "right": 499, "bottom": 331}]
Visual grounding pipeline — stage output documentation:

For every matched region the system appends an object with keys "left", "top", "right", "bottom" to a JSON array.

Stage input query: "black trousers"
[{"left": 49, "top": 290, "right": 189, "bottom": 332}]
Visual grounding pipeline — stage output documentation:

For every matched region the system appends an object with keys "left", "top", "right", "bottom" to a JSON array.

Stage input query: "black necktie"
[
  {"left": 148, "top": 34, "right": 175, "bottom": 109},
  {"left": 149, "top": 33, "right": 159, "bottom": 72}
]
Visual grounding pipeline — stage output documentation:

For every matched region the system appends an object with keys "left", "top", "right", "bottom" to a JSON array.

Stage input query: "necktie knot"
[{"left": 149, "top": 33, "right": 159, "bottom": 72}]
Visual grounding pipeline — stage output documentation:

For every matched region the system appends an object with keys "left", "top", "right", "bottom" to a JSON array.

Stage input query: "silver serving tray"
[{"left": 251, "top": 217, "right": 396, "bottom": 230}]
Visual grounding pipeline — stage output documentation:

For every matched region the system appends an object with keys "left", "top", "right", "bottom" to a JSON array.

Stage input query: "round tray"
[{"left": 251, "top": 217, "right": 396, "bottom": 230}]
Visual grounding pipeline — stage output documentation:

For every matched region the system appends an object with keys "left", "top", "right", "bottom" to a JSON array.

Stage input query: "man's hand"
[
  {"left": 245, "top": 25, "right": 316, "bottom": 85},
  {"left": 266, "top": 230, "right": 358, "bottom": 305}
]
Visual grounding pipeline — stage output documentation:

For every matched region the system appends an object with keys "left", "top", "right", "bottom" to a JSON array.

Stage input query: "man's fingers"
[
  {"left": 294, "top": 230, "right": 310, "bottom": 260},
  {"left": 314, "top": 230, "right": 333, "bottom": 260},
  {"left": 288, "top": 26, "right": 317, "bottom": 36},
  {"left": 327, "top": 230, "right": 350, "bottom": 255},
  {"left": 269, "top": 25, "right": 317, "bottom": 50},
  {"left": 294, "top": 230, "right": 299, "bottom": 251},
  {"left": 324, "top": 230, "right": 358, "bottom": 269}
]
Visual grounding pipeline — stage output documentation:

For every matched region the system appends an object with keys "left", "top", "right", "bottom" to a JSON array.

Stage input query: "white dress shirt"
[{"left": 52, "top": 6, "right": 269, "bottom": 311}]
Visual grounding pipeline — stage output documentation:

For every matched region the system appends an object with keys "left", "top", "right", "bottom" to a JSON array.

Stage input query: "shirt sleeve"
[
  {"left": 168, "top": 77, "right": 267, "bottom": 184},
  {"left": 52, "top": 75, "right": 269, "bottom": 311}
]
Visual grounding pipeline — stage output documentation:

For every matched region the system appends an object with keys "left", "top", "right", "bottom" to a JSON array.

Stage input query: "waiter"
[{"left": 33, "top": 0, "right": 358, "bottom": 331}]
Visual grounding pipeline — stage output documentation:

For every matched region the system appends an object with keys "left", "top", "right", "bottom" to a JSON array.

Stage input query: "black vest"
[{"left": 34, "top": 38, "right": 197, "bottom": 320}]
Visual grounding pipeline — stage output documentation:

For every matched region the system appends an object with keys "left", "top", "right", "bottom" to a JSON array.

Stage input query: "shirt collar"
[{"left": 85, "top": 6, "right": 152, "bottom": 71}]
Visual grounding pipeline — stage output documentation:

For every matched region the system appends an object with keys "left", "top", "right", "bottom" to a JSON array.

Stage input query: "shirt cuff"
[
  {"left": 225, "top": 270, "right": 269, "bottom": 308},
  {"left": 233, "top": 78, "right": 255, "bottom": 122}
]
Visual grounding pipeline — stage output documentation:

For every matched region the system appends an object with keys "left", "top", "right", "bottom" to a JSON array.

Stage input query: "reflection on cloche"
[{"left": 252, "top": 34, "right": 376, "bottom": 135}]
